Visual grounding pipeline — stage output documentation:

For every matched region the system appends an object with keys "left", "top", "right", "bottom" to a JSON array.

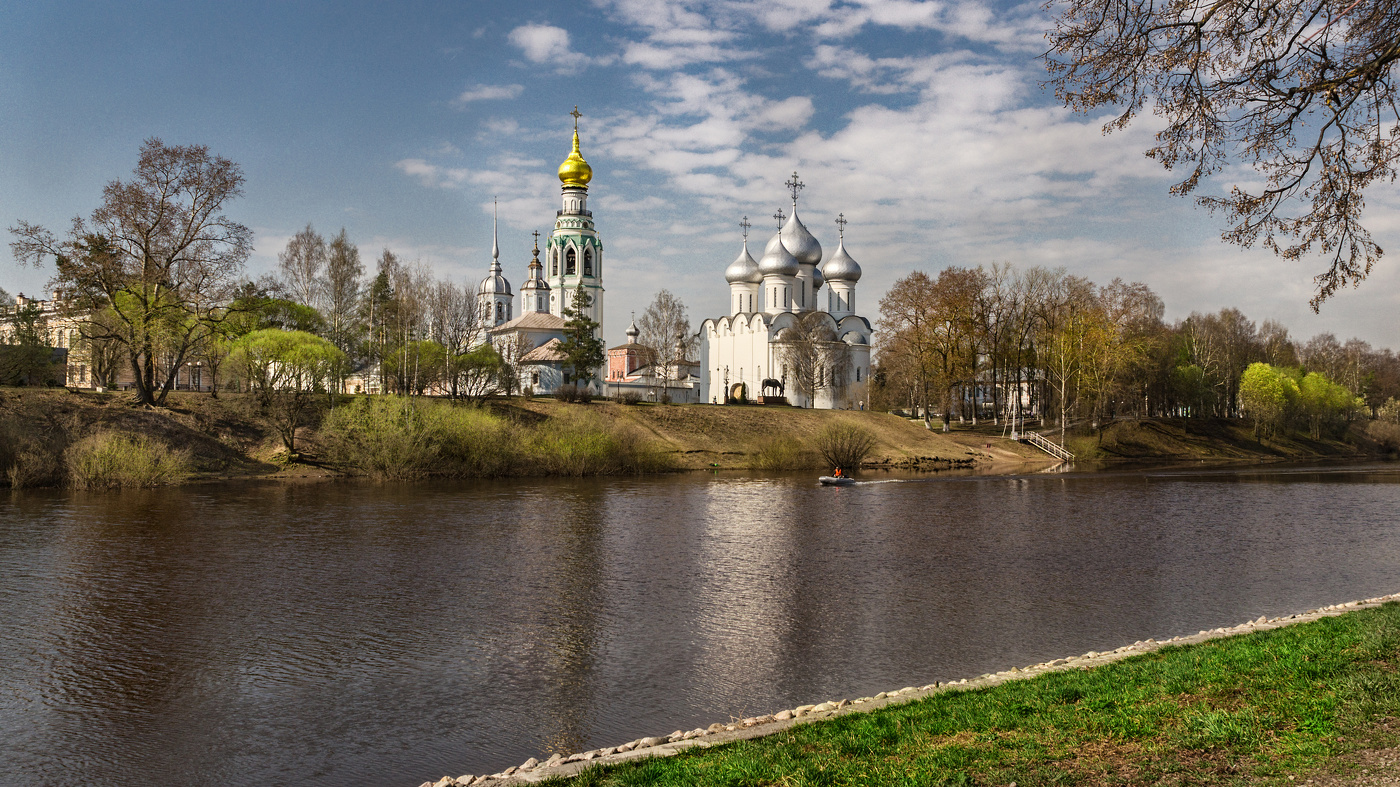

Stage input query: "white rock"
[
  {"left": 775, "top": 710, "right": 793, "bottom": 720},
  {"left": 521, "top": 758, "right": 539, "bottom": 770},
  {"left": 434, "top": 778, "right": 453, "bottom": 787},
  {"left": 813, "top": 702, "right": 837, "bottom": 713},
  {"left": 616, "top": 742, "right": 635, "bottom": 753},
  {"left": 874, "top": 692, "right": 888, "bottom": 700},
  {"left": 638, "top": 736, "right": 667, "bottom": 748}
]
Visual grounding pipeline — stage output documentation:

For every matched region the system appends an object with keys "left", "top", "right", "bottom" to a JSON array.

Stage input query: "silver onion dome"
[
  {"left": 724, "top": 240, "right": 762, "bottom": 284},
  {"left": 479, "top": 270, "right": 513, "bottom": 296},
  {"left": 757, "top": 231, "right": 800, "bottom": 277},
  {"left": 821, "top": 239, "right": 861, "bottom": 282},
  {"left": 811, "top": 264, "right": 824, "bottom": 291},
  {"left": 780, "top": 209, "right": 822, "bottom": 266}
]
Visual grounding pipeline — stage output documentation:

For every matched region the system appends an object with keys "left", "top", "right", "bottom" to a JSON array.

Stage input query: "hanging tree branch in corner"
[{"left": 1044, "top": 0, "right": 1400, "bottom": 310}]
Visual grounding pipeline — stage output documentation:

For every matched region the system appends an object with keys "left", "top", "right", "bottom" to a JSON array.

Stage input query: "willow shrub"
[
  {"left": 65, "top": 432, "right": 191, "bottom": 489},
  {"left": 751, "top": 436, "right": 812, "bottom": 470},
  {"left": 321, "top": 397, "right": 672, "bottom": 479}
]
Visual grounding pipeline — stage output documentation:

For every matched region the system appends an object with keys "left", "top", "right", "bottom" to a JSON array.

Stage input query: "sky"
[{"left": 2, "top": 0, "right": 1397, "bottom": 351}]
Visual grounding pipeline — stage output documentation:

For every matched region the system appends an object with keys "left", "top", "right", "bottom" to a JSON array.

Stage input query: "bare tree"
[
  {"left": 278, "top": 224, "right": 327, "bottom": 310},
  {"left": 776, "top": 311, "right": 852, "bottom": 408},
  {"left": 427, "top": 279, "right": 483, "bottom": 398},
  {"left": 636, "top": 289, "right": 693, "bottom": 401},
  {"left": 323, "top": 229, "right": 364, "bottom": 392},
  {"left": 9, "top": 139, "right": 252, "bottom": 406},
  {"left": 1046, "top": 0, "right": 1400, "bottom": 309}
]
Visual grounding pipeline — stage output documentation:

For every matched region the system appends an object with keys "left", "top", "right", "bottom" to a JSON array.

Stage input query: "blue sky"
[{"left": 3, "top": 0, "right": 1397, "bottom": 350}]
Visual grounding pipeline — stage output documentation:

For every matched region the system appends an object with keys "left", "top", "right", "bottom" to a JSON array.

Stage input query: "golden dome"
[{"left": 557, "top": 128, "right": 593, "bottom": 189}]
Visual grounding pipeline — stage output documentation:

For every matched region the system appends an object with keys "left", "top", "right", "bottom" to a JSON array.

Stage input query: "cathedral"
[
  {"left": 697, "top": 174, "right": 873, "bottom": 409},
  {"left": 481, "top": 110, "right": 606, "bottom": 393},
  {"left": 474, "top": 115, "right": 872, "bottom": 408}
]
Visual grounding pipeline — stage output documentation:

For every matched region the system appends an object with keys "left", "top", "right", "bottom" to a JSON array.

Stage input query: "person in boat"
[{"left": 832, "top": 467, "right": 844, "bottom": 478}]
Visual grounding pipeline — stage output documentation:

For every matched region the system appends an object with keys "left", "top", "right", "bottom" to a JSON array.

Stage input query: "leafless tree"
[
  {"left": 278, "top": 224, "right": 327, "bottom": 310},
  {"left": 8, "top": 138, "right": 252, "bottom": 406},
  {"left": 636, "top": 289, "right": 693, "bottom": 401},
  {"left": 777, "top": 311, "right": 852, "bottom": 408},
  {"left": 322, "top": 229, "right": 364, "bottom": 391},
  {"left": 1046, "top": 0, "right": 1400, "bottom": 309},
  {"left": 427, "top": 279, "right": 484, "bottom": 398}
]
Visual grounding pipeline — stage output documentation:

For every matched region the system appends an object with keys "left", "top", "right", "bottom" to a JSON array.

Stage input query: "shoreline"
[{"left": 420, "top": 591, "right": 1400, "bottom": 787}]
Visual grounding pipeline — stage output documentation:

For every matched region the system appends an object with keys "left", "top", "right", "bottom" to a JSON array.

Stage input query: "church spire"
[{"left": 490, "top": 198, "right": 501, "bottom": 272}]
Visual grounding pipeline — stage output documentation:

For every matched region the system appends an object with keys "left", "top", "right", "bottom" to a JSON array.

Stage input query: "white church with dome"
[
  {"left": 697, "top": 174, "right": 873, "bottom": 409},
  {"left": 471, "top": 114, "right": 871, "bottom": 408}
]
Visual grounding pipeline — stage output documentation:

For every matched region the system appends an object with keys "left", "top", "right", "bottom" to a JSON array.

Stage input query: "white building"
[
  {"left": 483, "top": 111, "right": 605, "bottom": 394},
  {"left": 697, "top": 174, "right": 873, "bottom": 409}
]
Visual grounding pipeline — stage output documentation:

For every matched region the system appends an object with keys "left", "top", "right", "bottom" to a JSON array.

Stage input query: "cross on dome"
[
  {"left": 785, "top": 171, "right": 805, "bottom": 205},
  {"left": 739, "top": 216, "right": 751, "bottom": 241},
  {"left": 773, "top": 208, "right": 786, "bottom": 228},
  {"left": 570, "top": 106, "right": 582, "bottom": 129},
  {"left": 835, "top": 213, "right": 847, "bottom": 240}
]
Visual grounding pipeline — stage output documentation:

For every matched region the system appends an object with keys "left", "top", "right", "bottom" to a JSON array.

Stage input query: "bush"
[
  {"left": 65, "top": 432, "right": 191, "bottom": 489},
  {"left": 320, "top": 396, "right": 673, "bottom": 479},
  {"left": 617, "top": 391, "right": 643, "bottom": 405},
  {"left": 751, "top": 436, "right": 810, "bottom": 470},
  {"left": 553, "top": 384, "right": 593, "bottom": 403},
  {"left": 1367, "top": 420, "right": 1400, "bottom": 453},
  {"left": 815, "top": 421, "right": 877, "bottom": 470}
]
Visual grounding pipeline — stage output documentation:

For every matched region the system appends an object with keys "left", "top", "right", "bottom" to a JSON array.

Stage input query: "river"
[{"left": 1, "top": 462, "right": 1398, "bottom": 786}]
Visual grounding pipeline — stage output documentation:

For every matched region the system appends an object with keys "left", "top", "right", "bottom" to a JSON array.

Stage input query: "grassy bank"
[
  {"left": 551, "top": 602, "right": 1400, "bottom": 787},
  {"left": 0, "top": 389, "right": 1012, "bottom": 486},
  {"left": 1058, "top": 418, "right": 1389, "bottom": 463}
]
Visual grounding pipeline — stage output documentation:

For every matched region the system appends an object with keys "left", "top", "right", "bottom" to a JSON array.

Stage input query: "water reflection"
[{"left": 1, "top": 464, "right": 1398, "bottom": 786}]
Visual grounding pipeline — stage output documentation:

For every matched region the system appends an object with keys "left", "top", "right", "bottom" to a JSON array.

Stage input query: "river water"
[{"left": 1, "top": 463, "right": 1398, "bottom": 786}]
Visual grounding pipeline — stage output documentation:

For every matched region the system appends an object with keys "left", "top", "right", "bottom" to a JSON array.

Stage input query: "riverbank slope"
[
  {"left": 429, "top": 596, "right": 1400, "bottom": 787},
  {"left": 0, "top": 389, "right": 1037, "bottom": 486}
]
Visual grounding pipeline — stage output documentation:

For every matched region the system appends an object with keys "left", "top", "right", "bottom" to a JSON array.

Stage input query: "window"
[
  {"left": 496, "top": 302, "right": 503, "bottom": 321},
  {"left": 566, "top": 248, "right": 576, "bottom": 275},
  {"left": 532, "top": 372, "right": 540, "bottom": 386},
  {"left": 856, "top": 367, "right": 862, "bottom": 382},
  {"left": 583, "top": 249, "right": 593, "bottom": 276},
  {"left": 552, "top": 250, "right": 559, "bottom": 276}
]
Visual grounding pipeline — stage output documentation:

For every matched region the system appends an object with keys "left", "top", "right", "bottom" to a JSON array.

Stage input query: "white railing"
[{"left": 1022, "top": 431, "right": 1074, "bottom": 461}]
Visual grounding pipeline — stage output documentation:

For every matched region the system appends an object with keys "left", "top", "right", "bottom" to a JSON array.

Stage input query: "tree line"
[
  {"left": 874, "top": 264, "right": 1400, "bottom": 440},
  {"left": 4, "top": 139, "right": 613, "bottom": 409}
]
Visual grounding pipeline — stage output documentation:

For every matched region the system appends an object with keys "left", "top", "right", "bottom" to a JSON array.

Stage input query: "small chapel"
[
  {"left": 697, "top": 174, "right": 873, "bottom": 409},
  {"left": 482, "top": 109, "right": 607, "bottom": 394}
]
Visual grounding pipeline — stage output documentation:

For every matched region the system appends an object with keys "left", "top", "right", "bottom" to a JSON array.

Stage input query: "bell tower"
[{"left": 546, "top": 107, "right": 604, "bottom": 334}]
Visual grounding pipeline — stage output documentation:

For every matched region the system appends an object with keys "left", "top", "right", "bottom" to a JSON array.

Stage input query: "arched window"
[
  {"left": 583, "top": 249, "right": 593, "bottom": 276},
  {"left": 496, "top": 302, "right": 503, "bottom": 321},
  {"left": 566, "top": 248, "right": 576, "bottom": 275},
  {"left": 856, "top": 367, "right": 862, "bottom": 382},
  {"left": 552, "top": 250, "right": 559, "bottom": 276}
]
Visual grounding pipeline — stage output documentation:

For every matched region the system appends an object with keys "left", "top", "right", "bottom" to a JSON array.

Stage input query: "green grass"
[
  {"left": 319, "top": 396, "right": 675, "bottom": 480},
  {"left": 556, "top": 603, "right": 1400, "bottom": 787},
  {"left": 65, "top": 431, "right": 192, "bottom": 489}
]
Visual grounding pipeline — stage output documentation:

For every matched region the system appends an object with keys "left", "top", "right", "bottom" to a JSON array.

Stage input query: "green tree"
[
  {"left": 0, "top": 301, "right": 56, "bottom": 386},
  {"left": 9, "top": 140, "right": 253, "bottom": 405},
  {"left": 1239, "top": 363, "right": 1298, "bottom": 441},
  {"left": 558, "top": 289, "right": 604, "bottom": 388},
  {"left": 230, "top": 329, "right": 345, "bottom": 457}
]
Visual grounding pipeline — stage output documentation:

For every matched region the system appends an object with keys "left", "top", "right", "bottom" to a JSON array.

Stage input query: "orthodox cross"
[
  {"left": 532, "top": 230, "right": 541, "bottom": 253},
  {"left": 773, "top": 208, "right": 786, "bottom": 228},
  {"left": 739, "top": 216, "right": 751, "bottom": 241},
  {"left": 785, "top": 171, "right": 805, "bottom": 205},
  {"left": 570, "top": 106, "right": 582, "bottom": 129},
  {"left": 835, "top": 213, "right": 847, "bottom": 240}
]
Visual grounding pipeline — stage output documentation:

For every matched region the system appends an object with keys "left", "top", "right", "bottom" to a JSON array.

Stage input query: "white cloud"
[
  {"left": 508, "top": 24, "right": 591, "bottom": 69},
  {"left": 454, "top": 83, "right": 524, "bottom": 104}
]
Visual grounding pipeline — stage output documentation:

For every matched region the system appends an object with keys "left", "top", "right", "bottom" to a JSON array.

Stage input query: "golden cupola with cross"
[
  {"left": 546, "top": 107, "right": 604, "bottom": 335},
  {"left": 557, "top": 109, "right": 593, "bottom": 189}
]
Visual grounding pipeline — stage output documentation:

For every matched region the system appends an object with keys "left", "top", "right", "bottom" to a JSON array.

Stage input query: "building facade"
[{"left": 697, "top": 175, "right": 873, "bottom": 409}]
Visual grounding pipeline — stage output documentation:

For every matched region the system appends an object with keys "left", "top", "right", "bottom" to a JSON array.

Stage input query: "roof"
[
  {"left": 520, "top": 337, "right": 568, "bottom": 363},
  {"left": 489, "top": 311, "right": 567, "bottom": 334}
]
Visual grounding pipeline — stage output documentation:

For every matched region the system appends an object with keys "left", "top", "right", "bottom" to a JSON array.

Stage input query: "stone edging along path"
[{"left": 416, "top": 593, "right": 1400, "bottom": 787}]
